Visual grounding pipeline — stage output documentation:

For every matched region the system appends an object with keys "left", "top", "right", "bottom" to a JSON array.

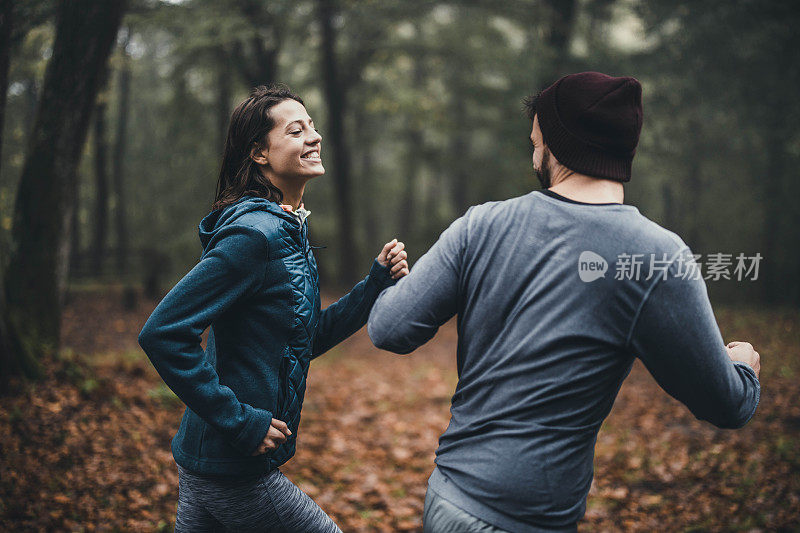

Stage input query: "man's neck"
[{"left": 549, "top": 172, "right": 624, "bottom": 204}]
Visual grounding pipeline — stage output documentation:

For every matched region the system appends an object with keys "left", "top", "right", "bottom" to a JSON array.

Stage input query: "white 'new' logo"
[{"left": 578, "top": 251, "right": 608, "bottom": 282}]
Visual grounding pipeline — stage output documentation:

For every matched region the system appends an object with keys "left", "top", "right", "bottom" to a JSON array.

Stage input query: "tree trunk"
[
  {"left": 0, "top": 0, "right": 13, "bottom": 391},
  {"left": 319, "top": 0, "right": 357, "bottom": 286},
  {"left": 450, "top": 99, "right": 469, "bottom": 216},
  {"left": 400, "top": 126, "right": 422, "bottom": 242},
  {"left": 216, "top": 47, "right": 232, "bottom": 157},
  {"left": 684, "top": 117, "right": 704, "bottom": 252},
  {"left": 360, "top": 147, "right": 378, "bottom": 253},
  {"left": 0, "top": 0, "right": 126, "bottom": 383},
  {"left": 69, "top": 173, "right": 81, "bottom": 274},
  {"left": 400, "top": 55, "right": 425, "bottom": 244},
  {"left": 230, "top": 0, "right": 280, "bottom": 88},
  {"left": 424, "top": 157, "right": 446, "bottom": 247},
  {"left": 22, "top": 79, "right": 37, "bottom": 129},
  {"left": 91, "top": 98, "right": 110, "bottom": 274},
  {"left": 661, "top": 180, "right": 676, "bottom": 232},
  {"left": 113, "top": 30, "right": 131, "bottom": 274},
  {"left": 0, "top": 0, "right": 12, "bottom": 175},
  {"left": 761, "top": 113, "right": 787, "bottom": 304},
  {"left": 539, "top": 0, "right": 577, "bottom": 87},
  {"left": 351, "top": 102, "right": 377, "bottom": 267}
]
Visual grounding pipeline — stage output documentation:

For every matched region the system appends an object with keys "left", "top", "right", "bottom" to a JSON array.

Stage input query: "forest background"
[{"left": 0, "top": 0, "right": 798, "bottom": 531}]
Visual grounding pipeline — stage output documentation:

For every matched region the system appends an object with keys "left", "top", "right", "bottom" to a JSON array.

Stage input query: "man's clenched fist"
[{"left": 726, "top": 341, "right": 761, "bottom": 379}]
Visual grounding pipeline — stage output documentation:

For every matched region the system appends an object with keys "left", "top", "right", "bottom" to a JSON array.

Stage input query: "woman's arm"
[
  {"left": 137, "top": 224, "right": 273, "bottom": 456},
  {"left": 310, "top": 240, "right": 408, "bottom": 358}
]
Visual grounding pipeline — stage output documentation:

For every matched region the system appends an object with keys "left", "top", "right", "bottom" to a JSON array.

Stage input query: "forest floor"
[{"left": 1, "top": 286, "right": 799, "bottom": 532}]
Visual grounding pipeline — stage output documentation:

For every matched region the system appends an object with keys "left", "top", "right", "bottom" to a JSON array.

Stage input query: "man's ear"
[{"left": 251, "top": 144, "right": 268, "bottom": 166}]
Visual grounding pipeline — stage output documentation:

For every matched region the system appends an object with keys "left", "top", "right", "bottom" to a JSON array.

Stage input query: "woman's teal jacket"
[{"left": 138, "top": 196, "right": 395, "bottom": 476}]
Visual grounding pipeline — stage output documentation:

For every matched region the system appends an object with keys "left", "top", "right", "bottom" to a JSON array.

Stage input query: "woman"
[{"left": 138, "top": 85, "right": 409, "bottom": 532}]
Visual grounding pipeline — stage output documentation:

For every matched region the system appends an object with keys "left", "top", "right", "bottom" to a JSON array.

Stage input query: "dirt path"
[{"left": 0, "top": 289, "right": 797, "bottom": 531}]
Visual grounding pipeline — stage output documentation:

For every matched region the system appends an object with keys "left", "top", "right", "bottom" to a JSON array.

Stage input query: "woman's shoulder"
[
  {"left": 231, "top": 210, "right": 283, "bottom": 237},
  {"left": 226, "top": 211, "right": 298, "bottom": 258}
]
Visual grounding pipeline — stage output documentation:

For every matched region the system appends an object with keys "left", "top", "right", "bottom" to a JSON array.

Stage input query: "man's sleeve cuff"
[
  {"left": 732, "top": 361, "right": 761, "bottom": 426},
  {"left": 733, "top": 360, "right": 758, "bottom": 379}
]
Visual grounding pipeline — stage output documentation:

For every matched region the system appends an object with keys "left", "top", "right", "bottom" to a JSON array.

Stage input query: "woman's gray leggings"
[{"left": 175, "top": 464, "right": 342, "bottom": 532}]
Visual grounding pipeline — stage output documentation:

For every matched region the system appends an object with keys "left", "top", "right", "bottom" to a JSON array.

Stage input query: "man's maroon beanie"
[{"left": 536, "top": 71, "right": 643, "bottom": 182}]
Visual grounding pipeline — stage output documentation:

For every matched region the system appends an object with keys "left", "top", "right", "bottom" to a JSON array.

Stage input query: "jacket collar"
[{"left": 199, "top": 195, "right": 303, "bottom": 249}]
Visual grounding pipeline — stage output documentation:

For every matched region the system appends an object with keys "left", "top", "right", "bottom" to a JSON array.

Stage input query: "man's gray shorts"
[{"left": 423, "top": 486, "right": 508, "bottom": 533}]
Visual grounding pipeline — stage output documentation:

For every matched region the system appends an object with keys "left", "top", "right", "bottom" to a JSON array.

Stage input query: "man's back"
[{"left": 368, "top": 190, "right": 760, "bottom": 531}]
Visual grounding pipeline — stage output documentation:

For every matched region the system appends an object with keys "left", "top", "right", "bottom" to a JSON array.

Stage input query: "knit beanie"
[{"left": 535, "top": 72, "right": 643, "bottom": 182}]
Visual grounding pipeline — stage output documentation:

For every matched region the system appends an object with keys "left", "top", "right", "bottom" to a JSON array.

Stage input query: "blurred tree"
[
  {"left": 0, "top": 0, "right": 12, "bottom": 389},
  {"left": 0, "top": 0, "right": 127, "bottom": 383},
  {"left": 113, "top": 28, "right": 132, "bottom": 273},
  {"left": 1, "top": 0, "right": 789, "bottom": 324},
  {"left": 0, "top": 0, "right": 54, "bottom": 181},
  {"left": 91, "top": 85, "right": 111, "bottom": 275},
  {"left": 540, "top": 0, "right": 579, "bottom": 85},
  {"left": 316, "top": 0, "right": 424, "bottom": 283},
  {"left": 214, "top": 45, "right": 233, "bottom": 156},
  {"left": 69, "top": 165, "right": 81, "bottom": 274},
  {"left": 161, "top": 0, "right": 293, "bottom": 149},
  {"left": 399, "top": 45, "right": 425, "bottom": 245},
  {"left": 636, "top": 0, "right": 800, "bottom": 304},
  {"left": 318, "top": 0, "right": 358, "bottom": 286},
  {"left": 226, "top": 0, "right": 284, "bottom": 87},
  {"left": 0, "top": 0, "right": 12, "bottom": 178}
]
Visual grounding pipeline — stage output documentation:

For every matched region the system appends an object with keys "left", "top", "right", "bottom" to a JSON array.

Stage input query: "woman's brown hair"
[{"left": 212, "top": 84, "right": 304, "bottom": 211}]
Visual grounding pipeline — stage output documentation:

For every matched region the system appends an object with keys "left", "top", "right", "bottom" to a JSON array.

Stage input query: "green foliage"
[
  {"left": 632, "top": 0, "right": 800, "bottom": 303},
  {"left": 147, "top": 382, "right": 182, "bottom": 407},
  {"left": 1, "top": 0, "right": 797, "bottom": 302}
]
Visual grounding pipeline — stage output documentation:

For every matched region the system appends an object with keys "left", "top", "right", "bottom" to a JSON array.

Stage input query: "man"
[{"left": 367, "top": 72, "right": 761, "bottom": 532}]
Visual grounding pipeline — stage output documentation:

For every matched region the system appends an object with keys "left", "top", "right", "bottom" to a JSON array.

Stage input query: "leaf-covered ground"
[{"left": 1, "top": 287, "right": 798, "bottom": 532}]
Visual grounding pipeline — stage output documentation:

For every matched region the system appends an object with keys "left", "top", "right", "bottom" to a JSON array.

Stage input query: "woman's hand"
[
  {"left": 377, "top": 239, "right": 409, "bottom": 280},
  {"left": 251, "top": 418, "right": 292, "bottom": 456}
]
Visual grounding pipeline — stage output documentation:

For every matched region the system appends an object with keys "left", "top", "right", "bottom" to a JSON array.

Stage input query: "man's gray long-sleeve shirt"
[{"left": 367, "top": 190, "right": 760, "bottom": 532}]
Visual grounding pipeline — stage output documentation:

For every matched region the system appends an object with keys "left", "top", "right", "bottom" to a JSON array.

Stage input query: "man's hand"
[
  {"left": 377, "top": 239, "right": 410, "bottom": 280},
  {"left": 726, "top": 341, "right": 761, "bottom": 379},
  {"left": 251, "top": 418, "right": 292, "bottom": 456}
]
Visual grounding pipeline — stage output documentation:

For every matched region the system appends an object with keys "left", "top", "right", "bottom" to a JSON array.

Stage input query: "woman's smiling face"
[{"left": 258, "top": 99, "right": 324, "bottom": 181}]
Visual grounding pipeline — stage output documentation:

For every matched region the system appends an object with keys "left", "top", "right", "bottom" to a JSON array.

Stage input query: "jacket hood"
[{"left": 198, "top": 195, "right": 295, "bottom": 249}]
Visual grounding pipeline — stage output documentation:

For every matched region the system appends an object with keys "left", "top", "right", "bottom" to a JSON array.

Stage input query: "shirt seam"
[{"left": 625, "top": 246, "right": 691, "bottom": 349}]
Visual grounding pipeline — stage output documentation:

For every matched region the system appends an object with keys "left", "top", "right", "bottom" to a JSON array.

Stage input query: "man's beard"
[{"left": 534, "top": 147, "right": 552, "bottom": 189}]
